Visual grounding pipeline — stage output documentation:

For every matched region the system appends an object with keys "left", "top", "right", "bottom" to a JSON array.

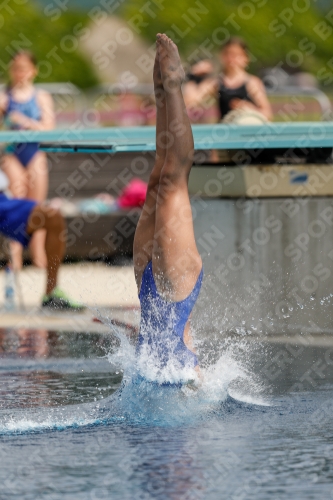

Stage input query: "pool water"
[{"left": 1, "top": 327, "right": 333, "bottom": 499}]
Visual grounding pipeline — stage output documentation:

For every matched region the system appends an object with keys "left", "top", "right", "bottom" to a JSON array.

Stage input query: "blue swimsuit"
[
  {"left": 137, "top": 261, "right": 203, "bottom": 369},
  {"left": 4, "top": 90, "right": 41, "bottom": 167}
]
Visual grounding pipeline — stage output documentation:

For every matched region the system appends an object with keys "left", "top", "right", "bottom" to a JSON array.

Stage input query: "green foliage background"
[
  {"left": 1, "top": 1, "right": 332, "bottom": 88},
  {"left": 0, "top": 2, "right": 98, "bottom": 89},
  {"left": 122, "top": 0, "right": 332, "bottom": 81}
]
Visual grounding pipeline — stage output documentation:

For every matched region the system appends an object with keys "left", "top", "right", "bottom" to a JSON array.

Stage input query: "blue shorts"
[{"left": 0, "top": 193, "right": 37, "bottom": 246}]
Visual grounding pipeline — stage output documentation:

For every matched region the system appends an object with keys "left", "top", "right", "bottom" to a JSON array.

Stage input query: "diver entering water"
[{"left": 133, "top": 34, "right": 203, "bottom": 375}]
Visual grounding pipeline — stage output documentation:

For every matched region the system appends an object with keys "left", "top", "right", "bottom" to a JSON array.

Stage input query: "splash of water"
[
  {"left": 101, "top": 325, "right": 270, "bottom": 426},
  {"left": 0, "top": 321, "right": 269, "bottom": 435}
]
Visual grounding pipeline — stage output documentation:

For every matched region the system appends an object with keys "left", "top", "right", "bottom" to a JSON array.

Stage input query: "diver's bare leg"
[
  {"left": 152, "top": 34, "right": 202, "bottom": 301},
  {"left": 133, "top": 46, "right": 168, "bottom": 289}
]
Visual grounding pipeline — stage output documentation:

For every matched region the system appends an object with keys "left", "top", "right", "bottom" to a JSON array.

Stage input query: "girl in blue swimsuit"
[
  {"left": 133, "top": 35, "right": 203, "bottom": 379},
  {"left": 0, "top": 51, "right": 55, "bottom": 270}
]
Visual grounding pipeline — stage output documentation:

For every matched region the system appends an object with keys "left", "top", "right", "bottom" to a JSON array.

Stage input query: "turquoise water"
[{"left": 1, "top": 328, "right": 333, "bottom": 499}]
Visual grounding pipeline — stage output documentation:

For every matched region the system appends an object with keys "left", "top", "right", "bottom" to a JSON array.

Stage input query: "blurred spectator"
[
  {"left": 0, "top": 170, "right": 84, "bottom": 311},
  {"left": 183, "top": 59, "right": 217, "bottom": 123},
  {"left": 218, "top": 37, "right": 272, "bottom": 123},
  {"left": 0, "top": 51, "right": 55, "bottom": 270}
]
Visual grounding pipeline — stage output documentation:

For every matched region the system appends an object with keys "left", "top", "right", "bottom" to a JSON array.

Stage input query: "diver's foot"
[
  {"left": 42, "top": 287, "right": 86, "bottom": 311},
  {"left": 153, "top": 46, "right": 163, "bottom": 90},
  {"left": 157, "top": 33, "right": 185, "bottom": 90}
]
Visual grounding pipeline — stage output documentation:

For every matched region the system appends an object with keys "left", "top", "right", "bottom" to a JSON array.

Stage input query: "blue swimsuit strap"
[
  {"left": 5, "top": 88, "right": 40, "bottom": 117},
  {"left": 7, "top": 87, "right": 38, "bottom": 100}
]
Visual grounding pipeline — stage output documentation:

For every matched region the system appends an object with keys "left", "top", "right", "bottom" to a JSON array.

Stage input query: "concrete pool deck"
[
  {"left": 0, "top": 262, "right": 140, "bottom": 333},
  {"left": 1, "top": 262, "right": 333, "bottom": 347},
  {"left": 0, "top": 262, "right": 139, "bottom": 307},
  {"left": 0, "top": 307, "right": 140, "bottom": 334}
]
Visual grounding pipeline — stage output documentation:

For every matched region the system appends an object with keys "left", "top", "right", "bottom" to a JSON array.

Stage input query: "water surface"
[{"left": 1, "top": 328, "right": 333, "bottom": 500}]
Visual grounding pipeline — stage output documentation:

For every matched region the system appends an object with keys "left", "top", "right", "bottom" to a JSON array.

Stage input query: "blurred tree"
[
  {"left": 0, "top": 2, "right": 98, "bottom": 88},
  {"left": 35, "top": 0, "right": 101, "bottom": 10},
  {"left": 122, "top": 0, "right": 333, "bottom": 84}
]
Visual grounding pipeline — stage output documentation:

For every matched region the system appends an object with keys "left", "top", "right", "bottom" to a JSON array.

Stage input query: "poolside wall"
[
  {"left": 0, "top": 147, "right": 332, "bottom": 338},
  {"left": 192, "top": 198, "right": 333, "bottom": 337}
]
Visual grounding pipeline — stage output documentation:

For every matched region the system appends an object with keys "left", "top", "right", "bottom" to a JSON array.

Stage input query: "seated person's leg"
[
  {"left": 0, "top": 194, "right": 85, "bottom": 310},
  {"left": 26, "top": 205, "right": 85, "bottom": 310},
  {"left": 1, "top": 154, "right": 28, "bottom": 270},
  {"left": 26, "top": 205, "right": 64, "bottom": 295}
]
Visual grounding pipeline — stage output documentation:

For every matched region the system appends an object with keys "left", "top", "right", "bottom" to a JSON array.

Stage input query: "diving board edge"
[{"left": 0, "top": 122, "right": 331, "bottom": 152}]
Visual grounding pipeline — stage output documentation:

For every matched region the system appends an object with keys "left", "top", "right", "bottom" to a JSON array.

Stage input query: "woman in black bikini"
[{"left": 218, "top": 37, "right": 272, "bottom": 122}]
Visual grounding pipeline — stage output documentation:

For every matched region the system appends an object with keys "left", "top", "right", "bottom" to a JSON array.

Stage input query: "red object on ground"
[{"left": 117, "top": 178, "right": 147, "bottom": 208}]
